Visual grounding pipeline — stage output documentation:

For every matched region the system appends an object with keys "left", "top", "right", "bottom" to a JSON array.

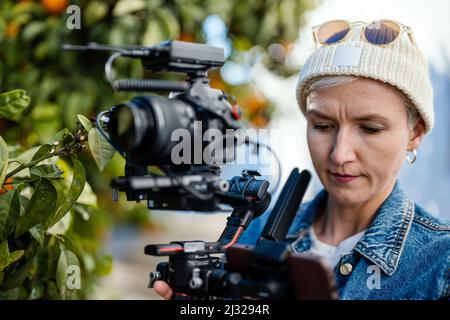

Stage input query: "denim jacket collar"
[{"left": 288, "top": 181, "right": 415, "bottom": 276}]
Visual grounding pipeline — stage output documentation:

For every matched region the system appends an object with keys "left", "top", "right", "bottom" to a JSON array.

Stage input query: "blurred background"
[{"left": 0, "top": 0, "right": 448, "bottom": 299}]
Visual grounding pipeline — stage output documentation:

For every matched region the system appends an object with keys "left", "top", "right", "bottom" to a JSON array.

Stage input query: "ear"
[{"left": 407, "top": 118, "right": 426, "bottom": 151}]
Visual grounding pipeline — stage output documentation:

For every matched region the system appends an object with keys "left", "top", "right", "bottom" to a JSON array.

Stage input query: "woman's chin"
[{"left": 324, "top": 177, "right": 368, "bottom": 205}]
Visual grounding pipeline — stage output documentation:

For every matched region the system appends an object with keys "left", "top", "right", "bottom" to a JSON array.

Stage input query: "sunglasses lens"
[
  {"left": 364, "top": 20, "right": 400, "bottom": 45},
  {"left": 317, "top": 20, "right": 350, "bottom": 44}
]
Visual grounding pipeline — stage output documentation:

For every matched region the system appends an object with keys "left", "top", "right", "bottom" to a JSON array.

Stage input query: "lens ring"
[
  {"left": 317, "top": 20, "right": 351, "bottom": 45},
  {"left": 109, "top": 103, "right": 139, "bottom": 152},
  {"left": 364, "top": 20, "right": 400, "bottom": 45}
]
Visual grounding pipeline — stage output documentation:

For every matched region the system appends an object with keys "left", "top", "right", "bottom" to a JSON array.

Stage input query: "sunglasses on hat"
[{"left": 312, "top": 19, "right": 417, "bottom": 48}]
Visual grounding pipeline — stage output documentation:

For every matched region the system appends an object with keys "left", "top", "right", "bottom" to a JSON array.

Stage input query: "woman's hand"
[{"left": 153, "top": 280, "right": 173, "bottom": 300}]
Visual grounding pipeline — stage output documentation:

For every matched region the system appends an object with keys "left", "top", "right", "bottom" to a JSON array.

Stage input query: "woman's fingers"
[{"left": 153, "top": 280, "right": 173, "bottom": 300}]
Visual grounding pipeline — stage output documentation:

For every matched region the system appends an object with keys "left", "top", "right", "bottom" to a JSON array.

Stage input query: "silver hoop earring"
[{"left": 406, "top": 149, "right": 417, "bottom": 164}]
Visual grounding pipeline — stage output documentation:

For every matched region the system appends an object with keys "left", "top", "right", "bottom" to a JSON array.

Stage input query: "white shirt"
[{"left": 306, "top": 227, "right": 366, "bottom": 269}]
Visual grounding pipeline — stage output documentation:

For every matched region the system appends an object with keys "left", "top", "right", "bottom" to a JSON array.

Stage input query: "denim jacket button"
[{"left": 339, "top": 263, "right": 353, "bottom": 276}]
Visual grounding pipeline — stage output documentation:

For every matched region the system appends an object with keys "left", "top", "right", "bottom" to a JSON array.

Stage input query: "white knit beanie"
[{"left": 296, "top": 22, "right": 434, "bottom": 133}]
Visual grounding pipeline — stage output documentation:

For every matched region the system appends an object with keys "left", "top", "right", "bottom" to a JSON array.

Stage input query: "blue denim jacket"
[{"left": 242, "top": 181, "right": 450, "bottom": 300}]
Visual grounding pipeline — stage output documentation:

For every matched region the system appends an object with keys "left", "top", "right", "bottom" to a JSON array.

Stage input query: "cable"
[
  {"left": 221, "top": 226, "right": 244, "bottom": 250},
  {"left": 95, "top": 110, "right": 127, "bottom": 159},
  {"left": 105, "top": 51, "right": 122, "bottom": 91},
  {"left": 244, "top": 137, "right": 282, "bottom": 195},
  {"left": 220, "top": 132, "right": 282, "bottom": 194}
]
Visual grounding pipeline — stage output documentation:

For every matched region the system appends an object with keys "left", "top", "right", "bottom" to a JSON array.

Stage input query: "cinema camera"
[{"left": 63, "top": 40, "right": 336, "bottom": 299}]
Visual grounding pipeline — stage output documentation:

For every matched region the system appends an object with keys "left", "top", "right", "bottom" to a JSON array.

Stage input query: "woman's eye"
[
  {"left": 313, "top": 124, "right": 331, "bottom": 131},
  {"left": 361, "top": 126, "right": 383, "bottom": 134}
]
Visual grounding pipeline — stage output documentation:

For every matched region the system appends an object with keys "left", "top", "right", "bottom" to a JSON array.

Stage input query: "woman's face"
[{"left": 306, "top": 78, "right": 424, "bottom": 206}]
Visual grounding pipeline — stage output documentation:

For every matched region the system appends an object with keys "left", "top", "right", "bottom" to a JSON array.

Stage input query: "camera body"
[
  {"left": 64, "top": 40, "right": 255, "bottom": 211},
  {"left": 98, "top": 40, "right": 242, "bottom": 167}
]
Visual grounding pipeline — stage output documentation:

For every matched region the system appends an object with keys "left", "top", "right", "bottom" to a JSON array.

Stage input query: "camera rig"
[
  {"left": 64, "top": 40, "right": 336, "bottom": 299},
  {"left": 64, "top": 40, "right": 280, "bottom": 211},
  {"left": 148, "top": 168, "right": 337, "bottom": 300}
]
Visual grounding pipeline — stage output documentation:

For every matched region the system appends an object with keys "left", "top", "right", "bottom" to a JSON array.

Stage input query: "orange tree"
[
  {"left": 1, "top": 0, "right": 315, "bottom": 133},
  {"left": 0, "top": 0, "right": 315, "bottom": 298},
  {"left": 0, "top": 89, "right": 111, "bottom": 299}
]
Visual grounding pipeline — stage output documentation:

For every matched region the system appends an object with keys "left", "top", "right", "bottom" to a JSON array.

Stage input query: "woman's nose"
[{"left": 330, "top": 129, "right": 357, "bottom": 165}]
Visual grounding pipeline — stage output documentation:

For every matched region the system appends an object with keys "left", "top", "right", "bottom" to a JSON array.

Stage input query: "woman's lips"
[{"left": 331, "top": 172, "right": 359, "bottom": 183}]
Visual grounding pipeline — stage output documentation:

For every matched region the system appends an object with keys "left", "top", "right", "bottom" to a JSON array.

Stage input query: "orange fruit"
[
  {"left": 244, "top": 93, "right": 266, "bottom": 114},
  {"left": 41, "top": 0, "right": 68, "bottom": 15},
  {"left": 178, "top": 33, "right": 195, "bottom": 42},
  {"left": 5, "top": 23, "right": 19, "bottom": 38},
  {"left": 209, "top": 72, "right": 226, "bottom": 91},
  {"left": 251, "top": 114, "right": 269, "bottom": 128},
  {"left": 0, "top": 178, "right": 15, "bottom": 195}
]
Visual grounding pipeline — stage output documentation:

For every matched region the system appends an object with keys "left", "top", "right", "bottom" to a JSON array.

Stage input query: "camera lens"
[
  {"left": 108, "top": 95, "right": 197, "bottom": 165},
  {"left": 108, "top": 97, "right": 155, "bottom": 156},
  {"left": 107, "top": 93, "right": 238, "bottom": 166},
  {"left": 111, "top": 104, "right": 137, "bottom": 150}
]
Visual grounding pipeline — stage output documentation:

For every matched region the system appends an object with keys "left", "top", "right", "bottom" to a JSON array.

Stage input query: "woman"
[{"left": 154, "top": 19, "right": 450, "bottom": 300}]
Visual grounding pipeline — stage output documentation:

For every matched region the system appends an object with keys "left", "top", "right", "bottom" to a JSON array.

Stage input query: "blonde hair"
[{"left": 304, "top": 75, "right": 420, "bottom": 129}]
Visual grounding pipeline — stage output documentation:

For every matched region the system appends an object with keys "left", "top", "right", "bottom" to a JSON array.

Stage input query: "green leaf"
[
  {"left": 19, "top": 196, "right": 30, "bottom": 213},
  {"left": 34, "top": 40, "right": 50, "bottom": 61},
  {"left": 0, "top": 135, "right": 8, "bottom": 188},
  {"left": 113, "top": 0, "right": 146, "bottom": 16},
  {"left": 88, "top": 128, "right": 116, "bottom": 172},
  {"left": 15, "top": 178, "right": 57, "bottom": 237},
  {"left": 31, "top": 103, "right": 60, "bottom": 122},
  {"left": 142, "top": 19, "right": 166, "bottom": 46},
  {"left": 29, "top": 224, "right": 45, "bottom": 247},
  {"left": 18, "top": 285, "right": 29, "bottom": 300},
  {"left": 156, "top": 8, "right": 180, "bottom": 39},
  {"left": 77, "top": 114, "right": 94, "bottom": 132},
  {"left": 51, "top": 128, "right": 74, "bottom": 147},
  {"left": 0, "top": 240, "right": 23, "bottom": 272},
  {"left": 85, "top": 1, "right": 109, "bottom": 26},
  {"left": 36, "top": 77, "right": 59, "bottom": 104},
  {"left": 95, "top": 255, "right": 113, "bottom": 276},
  {"left": 31, "top": 144, "right": 52, "bottom": 162},
  {"left": 80, "top": 252, "right": 95, "bottom": 273},
  {"left": 63, "top": 93, "right": 92, "bottom": 131},
  {"left": 7, "top": 250, "right": 24, "bottom": 266},
  {"left": 31, "top": 103, "right": 62, "bottom": 143},
  {"left": 29, "top": 279, "right": 44, "bottom": 300},
  {"left": 30, "top": 164, "right": 63, "bottom": 179},
  {"left": 46, "top": 158, "right": 85, "bottom": 228},
  {"left": 0, "top": 190, "right": 20, "bottom": 241},
  {"left": 56, "top": 248, "right": 80, "bottom": 295},
  {"left": 47, "top": 212, "right": 72, "bottom": 236},
  {"left": 0, "top": 287, "right": 20, "bottom": 299},
  {"left": 48, "top": 174, "right": 67, "bottom": 217},
  {"left": 0, "top": 19, "right": 5, "bottom": 43},
  {"left": 21, "top": 21, "right": 46, "bottom": 42},
  {"left": 0, "top": 240, "right": 8, "bottom": 271},
  {"left": 36, "top": 244, "right": 59, "bottom": 280},
  {"left": 0, "top": 90, "right": 30, "bottom": 120},
  {"left": 1, "top": 256, "right": 35, "bottom": 290},
  {"left": 46, "top": 280, "right": 59, "bottom": 298}
]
